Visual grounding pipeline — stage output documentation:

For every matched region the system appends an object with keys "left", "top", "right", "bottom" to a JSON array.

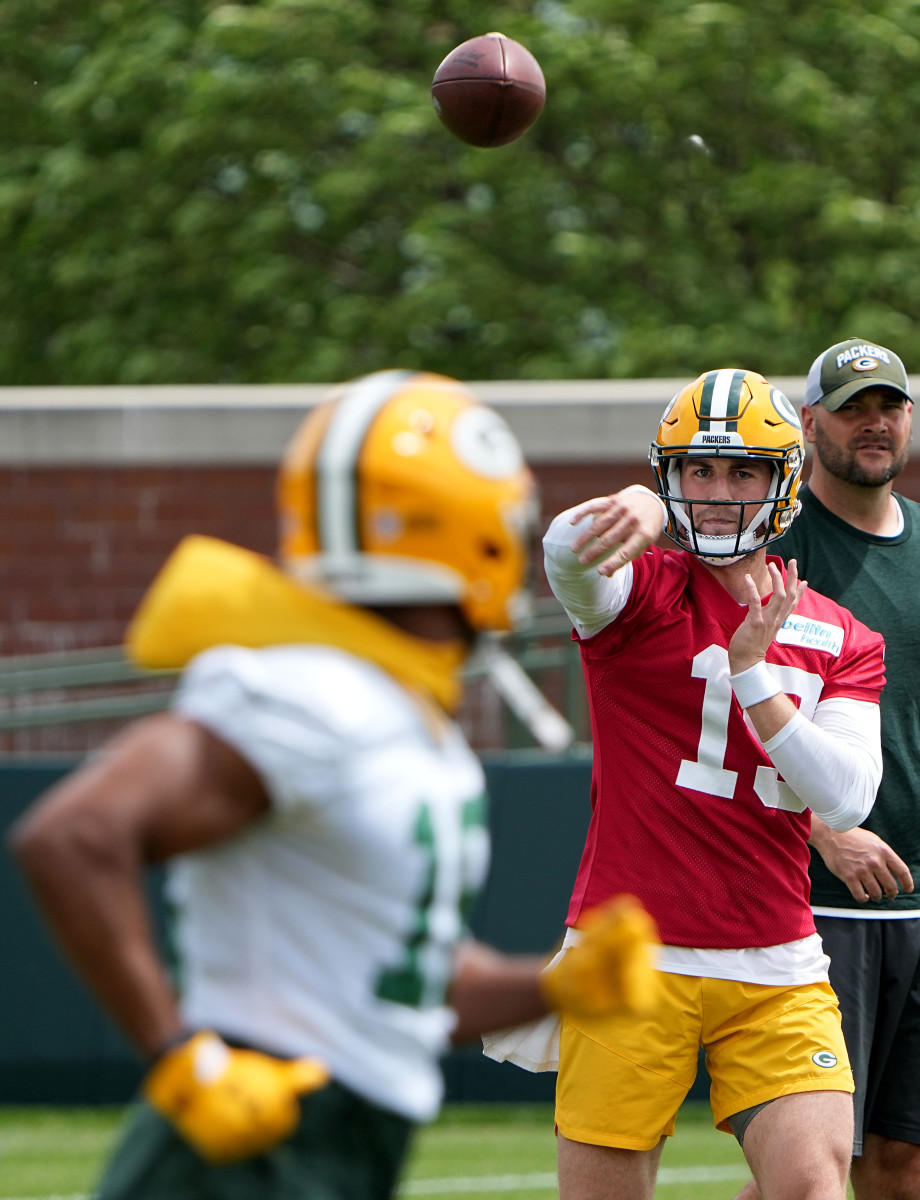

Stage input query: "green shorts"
[{"left": 95, "top": 1080, "right": 415, "bottom": 1200}]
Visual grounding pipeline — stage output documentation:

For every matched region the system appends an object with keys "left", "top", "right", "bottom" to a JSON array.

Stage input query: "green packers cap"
[{"left": 805, "top": 337, "right": 911, "bottom": 411}]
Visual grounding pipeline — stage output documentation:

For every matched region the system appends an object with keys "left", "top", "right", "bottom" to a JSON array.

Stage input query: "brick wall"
[
  {"left": 5, "top": 454, "right": 920, "bottom": 757},
  {"left": 0, "top": 459, "right": 650, "bottom": 756},
  {"left": 1, "top": 460, "right": 653, "bottom": 658}
]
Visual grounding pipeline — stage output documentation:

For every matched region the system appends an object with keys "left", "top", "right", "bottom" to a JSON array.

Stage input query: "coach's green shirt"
[{"left": 777, "top": 485, "right": 920, "bottom": 911}]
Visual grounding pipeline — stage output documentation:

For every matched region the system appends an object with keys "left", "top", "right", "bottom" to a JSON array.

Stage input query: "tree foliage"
[{"left": 2, "top": 0, "right": 920, "bottom": 384}]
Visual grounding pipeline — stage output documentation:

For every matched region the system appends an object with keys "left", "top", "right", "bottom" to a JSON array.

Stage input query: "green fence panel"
[
  {"left": 0, "top": 757, "right": 709, "bottom": 1106},
  {"left": 0, "top": 764, "right": 144, "bottom": 1101}
]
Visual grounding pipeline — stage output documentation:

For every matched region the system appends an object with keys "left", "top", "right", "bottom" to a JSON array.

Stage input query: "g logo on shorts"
[{"left": 812, "top": 1050, "right": 838, "bottom": 1068}]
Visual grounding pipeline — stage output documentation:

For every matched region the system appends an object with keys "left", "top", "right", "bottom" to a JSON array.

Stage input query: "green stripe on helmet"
[
  {"left": 698, "top": 372, "right": 718, "bottom": 429},
  {"left": 725, "top": 369, "right": 744, "bottom": 431}
]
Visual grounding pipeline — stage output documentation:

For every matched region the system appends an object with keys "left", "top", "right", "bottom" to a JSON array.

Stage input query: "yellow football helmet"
[
  {"left": 278, "top": 370, "right": 538, "bottom": 632},
  {"left": 649, "top": 368, "right": 804, "bottom": 563}
]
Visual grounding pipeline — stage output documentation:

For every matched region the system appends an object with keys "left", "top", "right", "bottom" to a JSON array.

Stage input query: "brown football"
[{"left": 431, "top": 32, "right": 546, "bottom": 148}]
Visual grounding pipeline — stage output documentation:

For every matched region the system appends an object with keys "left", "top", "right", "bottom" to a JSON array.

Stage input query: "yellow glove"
[
  {"left": 143, "top": 1032, "right": 330, "bottom": 1164},
  {"left": 540, "top": 894, "right": 659, "bottom": 1018}
]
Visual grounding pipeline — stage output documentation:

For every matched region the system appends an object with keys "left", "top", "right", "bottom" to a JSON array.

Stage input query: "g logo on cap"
[{"left": 852, "top": 358, "right": 880, "bottom": 373}]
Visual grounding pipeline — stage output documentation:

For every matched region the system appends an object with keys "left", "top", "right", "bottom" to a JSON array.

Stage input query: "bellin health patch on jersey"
[{"left": 776, "top": 617, "right": 844, "bottom": 656}]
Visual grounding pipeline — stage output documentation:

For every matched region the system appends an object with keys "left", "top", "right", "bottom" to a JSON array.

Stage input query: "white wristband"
[{"left": 730, "top": 661, "right": 782, "bottom": 709}]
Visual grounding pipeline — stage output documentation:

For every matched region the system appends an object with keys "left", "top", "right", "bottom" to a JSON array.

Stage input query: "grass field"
[
  {"left": 0, "top": 1101, "right": 858, "bottom": 1199},
  {"left": 403, "top": 1103, "right": 756, "bottom": 1198},
  {"left": 0, "top": 1100, "right": 762, "bottom": 1200}
]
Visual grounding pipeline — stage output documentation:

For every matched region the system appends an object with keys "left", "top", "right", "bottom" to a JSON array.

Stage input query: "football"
[{"left": 431, "top": 32, "right": 545, "bottom": 148}]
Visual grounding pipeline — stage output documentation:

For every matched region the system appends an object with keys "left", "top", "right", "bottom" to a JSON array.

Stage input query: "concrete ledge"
[{"left": 0, "top": 375, "right": 881, "bottom": 464}]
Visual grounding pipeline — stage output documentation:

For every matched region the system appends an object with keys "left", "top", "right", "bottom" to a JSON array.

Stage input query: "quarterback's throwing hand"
[
  {"left": 144, "top": 1032, "right": 329, "bottom": 1164},
  {"left": 541, "top": 895, "right": 659, "bottom": 1018},
  {"left": 569, "top": 486, "right": 665, "bottom": 578}
]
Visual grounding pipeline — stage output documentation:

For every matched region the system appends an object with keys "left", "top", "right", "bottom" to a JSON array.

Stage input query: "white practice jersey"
[{"left": 169, "top": 643, "right": 490, "bottom": 1123}]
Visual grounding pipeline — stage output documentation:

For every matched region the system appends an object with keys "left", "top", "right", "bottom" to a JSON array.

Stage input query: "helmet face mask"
[
  {"left": 277, "top": 370, "right": 538, "bottom": 633},
  {"left": 649, "top": 368, "right": 805, "bottom": 565}
]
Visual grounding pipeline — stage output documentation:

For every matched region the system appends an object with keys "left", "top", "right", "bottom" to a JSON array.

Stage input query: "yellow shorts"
[{"left": 556, "top": 973, "right": 852, "bottom": 1151}]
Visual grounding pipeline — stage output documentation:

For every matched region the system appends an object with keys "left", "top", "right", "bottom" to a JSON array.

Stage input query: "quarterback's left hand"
[
  {"left": 143, "top": 1032, "right": 329, "bottom": 1164},
  {"left": 540, "top": 894, "right": 659, "bottom": 1018},
  {"left": 729, "top": 559, "right": 807, "bottom": 675}
]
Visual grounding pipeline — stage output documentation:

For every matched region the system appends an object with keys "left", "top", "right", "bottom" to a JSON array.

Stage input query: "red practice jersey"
[{"left": 568, "top": 548, "right": 885, "bottom": 949}]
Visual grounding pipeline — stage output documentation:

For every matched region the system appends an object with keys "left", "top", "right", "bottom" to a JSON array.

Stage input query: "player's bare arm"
[
  {"left": 448, "top": 941, "right": 547, "bottom": 1044},
  {"left": 7, "top": 713, "right": 269, "bottom": 1057},
  {"left": 568, "top": 485, "right": 665, "bottom": 577},
  {"left": 809, "top": 819, "right": 914, "bottom": 903}
]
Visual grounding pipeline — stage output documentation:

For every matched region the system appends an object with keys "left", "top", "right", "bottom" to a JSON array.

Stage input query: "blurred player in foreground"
[
  {"left": 736, "top": 340, "right": 920, "bottom": 1200},
  {"left": 529, "top": 369, "right": 885, "bottom": 1200},
  {"left": 9, "top": 371, "right": 655, "bottom": 1200}
]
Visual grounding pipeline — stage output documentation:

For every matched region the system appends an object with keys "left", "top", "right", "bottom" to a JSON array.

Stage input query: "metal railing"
[{"left": 0, "top": 600, "right": 590, "bottom": 755}]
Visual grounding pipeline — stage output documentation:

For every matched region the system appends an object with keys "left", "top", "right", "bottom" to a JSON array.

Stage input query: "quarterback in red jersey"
[{"left": 543, "top": 369, "right": 885, "bottom": 1200}]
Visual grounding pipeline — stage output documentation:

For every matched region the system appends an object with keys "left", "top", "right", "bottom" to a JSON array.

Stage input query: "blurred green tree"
[{"left": 2, "top": 0, "right": 919, "bottom": 384}]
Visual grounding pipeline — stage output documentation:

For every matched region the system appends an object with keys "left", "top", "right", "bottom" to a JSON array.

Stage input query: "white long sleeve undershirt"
[
  {"left": 760, "top": 700, "right": 880, "bottom": 831},
  {"left": 542, "top": 507, "right": 635, "bottom": 637}
]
